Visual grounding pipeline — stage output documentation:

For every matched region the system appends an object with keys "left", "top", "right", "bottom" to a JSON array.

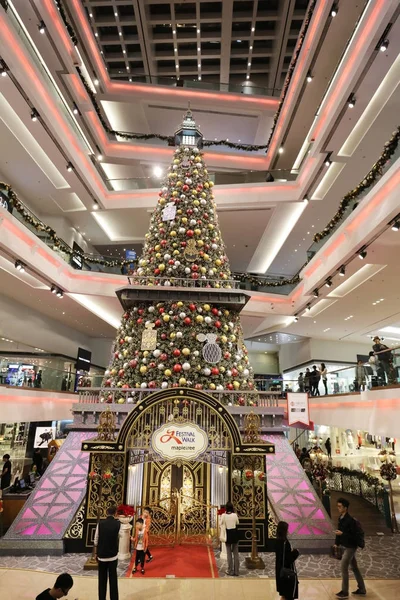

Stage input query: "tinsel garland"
[
  {"left": 55, "top": 0, "right": 314, "bottom": 154},
  {"left": 313, "top": 126, "right": 400, "bottom": 243},
  {"left": 0, "top": 182, "right": 133, "bottom": 269},
  {"left": 234, "top": 271, "right": 301, "bottom": 288},
  {"left": 265, "top": 0, "right": 317, "bottom": 151}
]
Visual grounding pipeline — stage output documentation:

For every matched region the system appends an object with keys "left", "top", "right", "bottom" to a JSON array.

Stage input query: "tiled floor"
[{"left": 0, "top": 568, "right": 398, "bottom": 600}]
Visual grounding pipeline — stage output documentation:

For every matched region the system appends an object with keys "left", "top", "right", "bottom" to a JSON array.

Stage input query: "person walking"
[
  {"left": 325, "top": 437, "right": 332, "bottom": 459},
  {"left": 142, "top": 506, "right": 154, "bottom": 562},
  {"left": 372, "top": 336, "right": 394, "bottom": 384},
  {"left": 304, "top": 368, "right": 311, "bottom": 393},
  {"left": 275, "top": 520, "right": 299, "bottom": 600},
  {"left": 355, "top": 360, "right": 367, "bottom": 391},
  {"left": 220, "top": 501, "right": 240, "bottom": 576},
  {"left": 320, "top": 363, "right": 328, "bottom": 395},
  {"left": 310, "top": 365, "right": 321, "bottom": 396},
  {"left": 36, "top": 573, "right": 73, "bottom": 599},
  {"left": 334, "top": 497, "right": 366, "bottom": 598},
  {"left": 94, "top": 504, "right": 122, "bottom": 600}
]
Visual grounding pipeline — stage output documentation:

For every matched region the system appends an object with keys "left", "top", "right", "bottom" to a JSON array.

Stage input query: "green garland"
[
  {"left": 56, "top": 0, "right": 315, "bottom": 155},
  {"left": 313, "top": 126, "right": 400, "bottom": 243},
  {"left": 0, "top": 182, "right": 134, "bottom": 269},
  {"left": 327, "top": 466, "right": 385, "bottom": 490},
  {"left": 234, "top": 272, "right": 301, "bottom": 288}
]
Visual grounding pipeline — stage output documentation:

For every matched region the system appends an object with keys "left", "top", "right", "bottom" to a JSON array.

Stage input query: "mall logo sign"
[{"left": 152, "top": 422, "right": 208, "bottom": 461}]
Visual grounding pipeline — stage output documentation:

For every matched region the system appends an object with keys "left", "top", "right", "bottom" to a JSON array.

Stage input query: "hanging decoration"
[
  {"left": 141, "top": 322, "right": 158, "bottom": 351},
  {"left": 234, "top": 271, "right": 301, "bottom": 287},
  {"left": 313, "top": 126, "right": 400, "bottom": 243},
  {"left": 197, "top": 333, "right": 222, "bottom": 364},
  {"left": 56, "top": 0, "right": 316, "bottom": 154},
  {"left": 380, "top": 462, "right": 397, "bottom": 482},
  {"left": 183, "top": 239, "right": 200, "bottom": 262}
]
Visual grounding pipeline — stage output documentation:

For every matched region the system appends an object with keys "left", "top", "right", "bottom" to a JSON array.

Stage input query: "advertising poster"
[
  {"left": 287, "top": 392, "right": 310, "bottom": 426},
  {"left": 34, "top": 427, "right": 56, "bottom": 448}
]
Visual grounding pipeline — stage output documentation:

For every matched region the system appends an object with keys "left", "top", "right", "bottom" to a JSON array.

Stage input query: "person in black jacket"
[
  {"left": 310, "top": 365, "right": 321, "bottom": 396},
  {"left": 94, "top": 504, "right": 122, "bottom": 600},
  {"left": 36, "top": 572, "right": 73, "bottom": 599},
  {"left": 334, "top": 497, "right": 366, "bottom": 598},
  {"left": 275, "top": 520, "right": 299, "bottom": 600}
]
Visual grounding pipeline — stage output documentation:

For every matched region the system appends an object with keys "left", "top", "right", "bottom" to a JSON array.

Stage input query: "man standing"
[
  {"left": 1, "top": 454, "right": 11, "bottom": 490},
  {"left": 334, "top": 497, "right": 366, "bottom": 598},
  {"left": 310, "top": 365, "right": 321, "bottom": 396},
  {"left": 94, "top": 504, "right": 121, "bottom": 600},
  {"left": 372, "top": 336, "right": 394, "bottom": 384}
]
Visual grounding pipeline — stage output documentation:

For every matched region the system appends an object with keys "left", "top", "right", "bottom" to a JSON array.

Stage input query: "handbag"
[
  {"left": 280, "top": 541, "right": 296, "bottom": 584},
  {"left": 330, "top": 545, "right": 344, "bottom": 560}
]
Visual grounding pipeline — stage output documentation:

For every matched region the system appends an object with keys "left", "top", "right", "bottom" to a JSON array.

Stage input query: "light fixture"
[
  {"left": 246, "top": 74, "right": 250, "bottom": 80},
  {"left": 197, "top": 28, "right": 200, "bottom": 33},
  {"left": 15, "top": 260, "right": 25, "bottom": 272},
  {"left": 56, "top": 290, "right": 64, "bottom": 298},
  {"left": 93, "top": 201, "right": 99, "bottom": 210},
  {"left": 306, "top": 304, "right": 311, "bottom": 311},
  {"left": 153, "top": 166, "right": 163, "bottom": 178},
  {"left": 251, "top": 26, "right": 255, "bottom": 32},
  {"left": 294, "top": 316, "right": 299, "bottom": 322},
  {"left": 358, "top": 248, "right": 367, "bottom": 260},
  {"left": 325, "top": 277, "right": 332, "bottom": 288},
  {"left": 339, "top": 265, "right": 346, "bottom": 276},
  {"left": 0, "top": 61, "right": 8, "bottom": 77},
  {"left": 313, "top": 289, "right": 319, "bottom": 297},
  {"left": 38, "top": 21, "right": 46, "bottom": 34},
  {"left": 72, "top": 103, "right": 79, "bottom": 115},
  {"left": 391, "top": 220, "right": 400, "bottom": 231},
  {"left": 330, "top": 4, "right": 338, "bottom": 17},
  {"left": 237, "top": 39, "right": 242, "bottom": 43},
  {"left": 94, "top": 78, "right": 99, "bottom": 86},
  {"left": 347, "top": 93, "right": 356, "bottom": 108},
  {"left": 66, "top": 162, "right": 73, "bottom": 172},
  {"left": 324, "top": 153, "right": 332, "bottom": 167},
  {"left": 380, "top": 39, "right": 389, "bottom": 52},
  {"left": 278, "top": 146, "right": 284, "bottom": 154},
  {"left": 31, "top": 109, "right": 39, "bottom": 121},
  {"left": 306, "top": 73, "right": 313, "bottom": 83},
  {"left": 96, "top": 151, "right": 103, "bottom": 161},
  {"left": 303, "top": 196, "right": 309, "bottom": 205}
]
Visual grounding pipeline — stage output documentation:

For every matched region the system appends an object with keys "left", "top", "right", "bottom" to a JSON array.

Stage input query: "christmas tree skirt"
[{"left": 125, "top": 545, "right": 219, "bottom": 578}]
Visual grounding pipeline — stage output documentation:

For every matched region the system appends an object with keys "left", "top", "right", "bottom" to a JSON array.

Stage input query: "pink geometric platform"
[
  {"left": 5, "top": 431, "right": 95, "bottom": 541},
  {"left": 265, "top": 434, "right": 333, "bottom": 539}
]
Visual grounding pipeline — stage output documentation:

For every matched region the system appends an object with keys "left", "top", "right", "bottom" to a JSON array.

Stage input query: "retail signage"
[
  {"left": 287, "top": 392, "right": 310, "bottom": 426},
  {"left": 76, "top": 347, "right": 92, "bottom": 371},
  {"left": 125, "top": 249, "right": 137, "bottom": 260},
  {"left": 151, "top": 422, "right": 208, "bottom": 461},
  {"left": 71, "top": 241, "right": 83, "bottom": 270},
  {"left": 0, "top": 189, "right": 12, "bottom": 213},
  {"left": 34, "top": 427, "right": 56, "bottom": 448}
]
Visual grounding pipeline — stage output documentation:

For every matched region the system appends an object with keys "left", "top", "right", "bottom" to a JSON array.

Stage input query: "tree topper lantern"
[{"left": 175, "top": 107, "right": 203, "bottom": 149}]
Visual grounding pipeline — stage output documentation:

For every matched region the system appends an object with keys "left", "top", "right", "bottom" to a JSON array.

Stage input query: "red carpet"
[{"left": 125, "top": 545, "right": 218, "bottom": 578}]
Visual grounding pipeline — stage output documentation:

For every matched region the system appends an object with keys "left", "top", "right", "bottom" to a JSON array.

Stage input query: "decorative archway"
[{"left": 80, "top": 388, "right": 275, "bottom": 552}]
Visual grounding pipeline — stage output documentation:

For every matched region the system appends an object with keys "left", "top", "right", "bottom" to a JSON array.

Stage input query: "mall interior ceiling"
[{"left": 0, "top": 0, "right": 400, "bottom": 362}]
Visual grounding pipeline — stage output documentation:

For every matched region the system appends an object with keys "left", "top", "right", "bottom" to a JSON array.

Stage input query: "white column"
[
  {"left": 211, "top": 461, "right": 228, "bottom": 559},
  {"left": 126, "top": 459, "right": 144, "bottom": 508},
  {"left": 118, "top": 520, "right": 133, "bottom": 560}
]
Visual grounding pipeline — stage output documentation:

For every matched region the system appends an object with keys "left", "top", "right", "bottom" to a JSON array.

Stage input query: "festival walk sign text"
[{"left": 151, "top": 422, "right": 208, "bottom": 461}]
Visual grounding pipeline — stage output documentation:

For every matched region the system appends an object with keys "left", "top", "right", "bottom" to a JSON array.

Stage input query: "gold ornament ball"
[
  {"left": 195, "top": 156, "right": 202, "bottom": 163},
  {"left": 238, "top": 365, "right": 243, "bottom": 372},
  {"left": 193, "top": 169, "right": 198, "bottom": 175},
  {"left": 220, "top": 366, "right": 225, "bottom": 373},
  {"left": 197, "top": 240, "right": 204, "bottom": 247},
  {"left": 200, "top": 267, "right": 206, "bottom": 274},
  {"left": 209, "top": 383, "right": 216, "bottom": 390},
  {"left": 140, "top": 365, "right": 147, "bottom": 374},
  {"left": 143, "top": 351, "right": 149, "bottom": 357},
  {"left": 117, "top": 397, "right": 125, "bottom": 404},
  {"left": 223, "top": 324, "right": 229, "bottom": 332},
  {"left": 209, "top": 181, "right": 214, "bottom": 187},
  {"left": 155, "top": 253, "right": 161, "bottom": 259},
  {"left": 233, "top": 381, "right": 240, "bottom": 390},
  {"left": 204, "top": 182, "right": 209, "bottom": 189},
  {"left": 172, "top": 191, "right": 178, "bottom": 197},
  {"left": 123, "top": 349, "right": 128, "bottom": 357},
  {"left": 215, "top": 259, "right": 222, "bottom": 266},
  {"left": 176, "top": 181, "right": 182, "bottom": 187},
  {"left": 182, "top": 348, "right": 191, "bottom": 356},
  {"left": 173, "top": 249, "right": 180, "bottom": 255},
  {"left": 117, "top": 381, "right": 123, "bottom": 387},
  {"left": 173, "top": 159, "right": 179, "bottom": 164},
  {"left": 196, "top": 315, "right": 204, "bottom": 323},
  {"left": 177, "top": 301, "right": 183, "bottom": 307},
  {"left": 111, "top": 368, "right": 117, "bottom": 376},
  {"left": 221, "top": 335, "right": 227, "bottom": 343},
  {"left": 181, "top": 217, "right": 188, "bottom": 224},
  {"left": 164, "top": 369, "right": 171, "bottom": 377},
  {"left": 194, "top": 229, "right": 202, "bottom": 236},
  {"left": 203, "top": 304, "right": 211, "bottom": 311},
  {"left": 155, "top": 245, "right": 160, "bottom": 251},
  {"left": 170, "top": 332, "right": 176, "bottom": 339},
  {"left": 163, "top": 314, "right": 170, "bottom": 322},
  {"left": 230, "top": 335, "right": 237, "bottom": 342},
  {"left": 158, "top": 264, "right": 165, "bottom": 271},
  {"left": 193, "top": 200, "right": 200, "bottom": 206},
  {"left": 170, "top": 231, "right": 177, "bottom": 237},
  {"left": 201, "top": 192, "right": 207, "bottom": 198},
  {"left": 159, "top": 198, "right": 165, "bottom": 205},
  {"left": 179, "top": 377, "right": 187, "bottom": 386},
  {"left": 209, "top": 224, "right": 215, "bottom": 230}
]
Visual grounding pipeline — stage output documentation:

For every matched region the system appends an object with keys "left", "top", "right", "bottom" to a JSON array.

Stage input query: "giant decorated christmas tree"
[{"left": 103, "top": 110, "right": 257, "bottom": 403}]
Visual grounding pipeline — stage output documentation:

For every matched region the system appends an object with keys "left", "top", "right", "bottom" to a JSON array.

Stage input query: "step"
[{"left": 0, "top": 539, "right": 64, "bottom": 556}]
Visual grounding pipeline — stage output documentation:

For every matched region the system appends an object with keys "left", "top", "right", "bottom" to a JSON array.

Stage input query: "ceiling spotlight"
[
  {"left": 66, "top": 162, "right": 73, "bottom": 172},
  {"left": 313, "top": 289, "right": 319, "bottom": 298},
  {"left": 94, "top": 78, "right": 99, "bottom": 86},
  {"left": 391, "top": 220, "right": 400, "bottom": 231},
  {"left": 93, "top": 201, "right": 99, "bottom": 210},
  {"left": 294, "top": 316, "right": 299, "bottom": 322},
  {"left": 324, "top": 156, "right": 332, "bottom": 167},
  {"left": 56, "top": 290, "right": 63, "bottom": 298},
  {"left": 339, "top": 265, "right": 346, "bottom": 276},
  {"left": 31, "top": 109, "right": 39, "bottom": 122},
  {"left": 51, "top": 286, "right": 57, "bottom": 294},
  {"left": 278, "top": 146, "right": 284, "bottom": 154},
  {"left": 0, "top": 62, "right": 8, "bottom": 77},
  {"left": 331, "top": 4, "right": 338, "bottom": 17},
  {"left": 303, "top": 196, "right": 309, "bottom": 205},
  {"left": 15, "top": 260, "right": 25, "bottom": 272},
  {"left": 96, "top": 153, "right": 103, "bottom": 161},
  {"left": 72, "top": 103, "right": 79, "bottom": 115},
  {"left": 153, "top": 166, "right": 163, "bottom": 178},
  {"left": 358, "top": 248, "right": 367, "bottom": 260},
  {"left": 306, "top": 73, "right": 313, "bottom": 83},
  {"left": 306, "top": 304, "right": 311, "bottom": 311},
  {"left": 38, "top": 21, "right": 46, "bottom": 34},
  {"left": 380, "top": 39, "right": 389, "bottom": 52},
  {"left": 325, "top": 277, "right": 332, "bottom": 288},
  {"left": 347, "top": 94, "right": 356, "bottom": 108}
]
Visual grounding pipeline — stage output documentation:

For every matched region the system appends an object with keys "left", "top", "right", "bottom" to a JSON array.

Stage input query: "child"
[
  {"left": 142, "top": 506, "right": 153, "bottom": 562},
  {"left": 131, "top": 518, "right": 148, "bottom": 575}
]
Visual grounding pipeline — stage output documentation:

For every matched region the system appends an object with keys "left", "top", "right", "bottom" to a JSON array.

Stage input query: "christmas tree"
[{"left": 103, "top": 110, "right": 256, "bottom": 403}]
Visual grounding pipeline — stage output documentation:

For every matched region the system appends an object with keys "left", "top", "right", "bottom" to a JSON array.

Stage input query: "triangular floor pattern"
[
  {"left": 5, "top": 431, "right": 95, "bottom": 541},
  {"left": 265, "top": 434, "right": 332, "bottom": 539}
]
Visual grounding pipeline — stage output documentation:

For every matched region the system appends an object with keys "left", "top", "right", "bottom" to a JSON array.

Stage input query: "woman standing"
[
  {"left": 320, "top": 363, "right": 328, "bottom": 395},
  {"left": 220, "top": 501, "right": 240, "bottom": 576},
  {"left": 275, "top": 521, "right": 299, "bottom": 600}
]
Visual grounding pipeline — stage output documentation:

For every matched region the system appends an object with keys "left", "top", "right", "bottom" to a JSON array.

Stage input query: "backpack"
[{"left": 353, "top": 518, "right": 365, "bottom": 549}]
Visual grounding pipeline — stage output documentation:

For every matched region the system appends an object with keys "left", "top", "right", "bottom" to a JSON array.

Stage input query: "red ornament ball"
[
  {"left": 211, "top": 367, "right": 219, "bottom": 376},
  {"left": 173, "top": 364, "right": 182, "bottom": 373},
  {"left": 129, "top": 360, "right": 138, "bottom": 368},
  {"left": 173, "top": 349, "right": 181, "bottom": 357},
  {"left": 184, "top": 317, "right": 191, "bottom": 325},
  {"left": 215, "top": 321, "right": 222, "bottom": 328},
  {"left": 189, "top": 303, "right": 196, "bottom": 311},
  {"left": 227, "top": 383, "right": 234, "bottom": 390},
  {"left": 186, "top": 229, "right": 194, "bottom": 237},
  {"left": 118, "top": 369, "right": 125, "bottom": 378},
  {"left": 212, "top": 308, "right": 219, "bottom": 315}
]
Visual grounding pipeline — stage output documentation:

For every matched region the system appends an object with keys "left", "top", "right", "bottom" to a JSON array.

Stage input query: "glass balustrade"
[{"left": 0, "top": 362, "right": 104, "bottom": 393}]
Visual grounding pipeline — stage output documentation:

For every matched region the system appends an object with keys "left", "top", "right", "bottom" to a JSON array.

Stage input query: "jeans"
[
  {"left": 341, "top": 547, "right": 366, "bottom": 594},
  {"left": 226, "top": 542, "right": 239, "bottom": 575},
  {"left": 98, "top": 559, "right": 119, "bottom": 600}
]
